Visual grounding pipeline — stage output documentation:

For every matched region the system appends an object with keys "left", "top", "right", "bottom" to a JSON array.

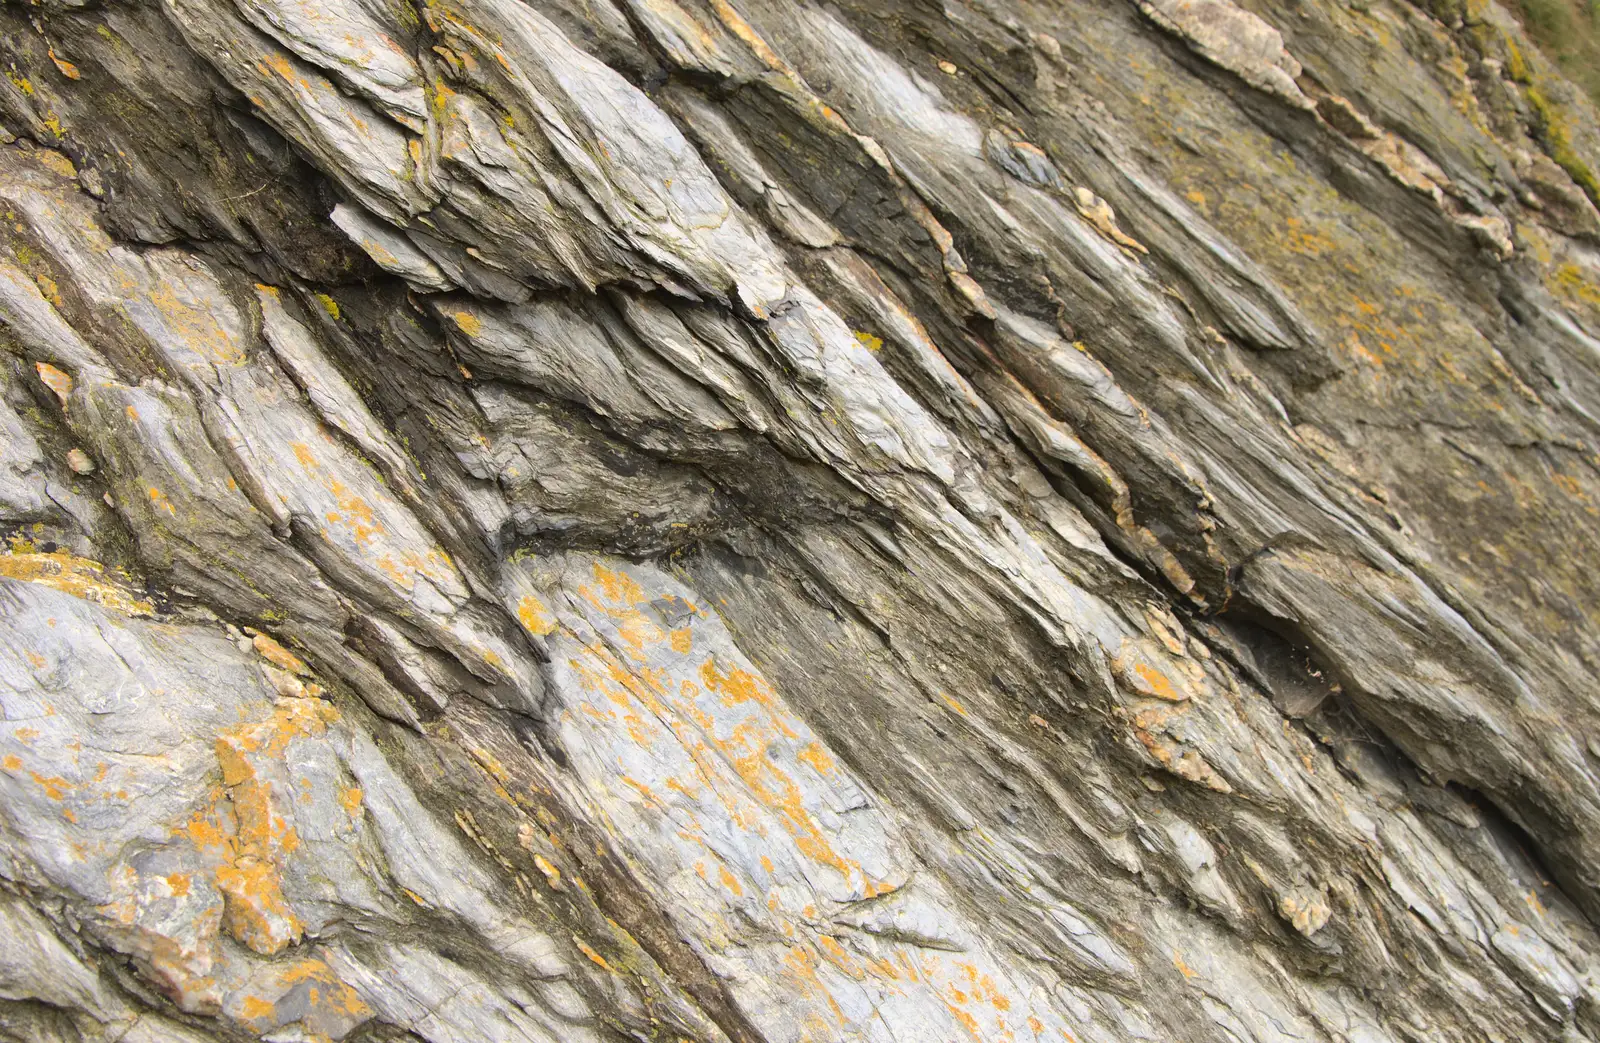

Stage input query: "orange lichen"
[
  {"left": 35, "top": 273, "right": 62, "bottom": 306},
  {"left": 238, "top": 995, "right": 277, "bottom": 1021},
  {"left": 29, "top": 770, "right": 71, "bottom": 800},
  {"left": 575, "top": 938, "right": 613, "bottom": 971},
  {"left": 590, "top": 562, "right": 648, "bottom": 607},
  {"left": 205, "top": 698, "right": 339, "bottom": 955},
  {"left": 231, "top": 957, "right": 373, "bottom": 1032},
  {"left": 141, "top": 279, "right": 245, "bottom": 366},
  {"left": 0, "top": 551, "right": 155, "bottom": 616},
  {"left": 700, "top": 657, "right": 799, "bottom": 738},
  {"left": 533, "top": 853, "right": 564, "bottom": 890},
  {"left": 796, "top": 741, "right": 835, "bottom": 775},
  {"left": 563, "top": 563, "right": 905, "bottom": 904},
  {"left": 35, "top": 363, "right": 72, "bottom": 405},
  {"left": 1132, "top": 663, "right": 1185, "bottom": 702},
  {"left": 517, "top": 593, "right": 557, "bottom": 635},
  {"left": 146, "top": 486, "right": 177, "bottom": 516},
  {"left": 47, "top": 47, "right": 80, "bottom": 80},
  {"left": 324, "top": 478, "right": 382, "bottom": 546},
  {"left": 249, "top": 630, "right": 310, "bottom": 676}
]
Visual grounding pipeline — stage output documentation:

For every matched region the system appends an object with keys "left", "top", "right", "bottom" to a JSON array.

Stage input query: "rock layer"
[{"left": 3, "top": 0, "right": 1600, "bottom": 1039}]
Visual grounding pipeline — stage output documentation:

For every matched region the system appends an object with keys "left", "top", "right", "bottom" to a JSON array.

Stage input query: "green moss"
[
  {"left": 1505, "top": 37, "right": 1532, "bottom": 83},
  {"left": 1525, "top": 84, "right": 1600, "bottom": 207},
  {"left": 1550, "top": 262, "right": 1600, "bottom": 311},
  {"left": 1507, "top": 0, "right": 1600, "bottom": 106}
]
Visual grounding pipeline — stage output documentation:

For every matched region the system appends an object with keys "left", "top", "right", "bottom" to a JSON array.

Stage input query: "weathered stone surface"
[{"left": 3, "top": 0, "right": 1600, "bottom": 1039}]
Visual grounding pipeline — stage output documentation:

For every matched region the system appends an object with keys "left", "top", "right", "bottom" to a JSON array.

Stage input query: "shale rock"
[{"left": 3, "top": 0, "right": 1600, "bottom": 1039}]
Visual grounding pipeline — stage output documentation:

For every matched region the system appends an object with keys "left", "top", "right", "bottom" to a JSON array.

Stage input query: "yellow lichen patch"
[
  {"left": 1550, "top": 262, "right": 1600, "bottom": 313},
  {"left": 572, "top": 632, "right": 872, "bottom": 891},
  {"left": 452, "top": 310, "right": 482, "bottom": 336},
  {"left": 225, "top": 696, "right": 339, "bottom": 759},
  {"left": 517, "top": 593, "right": 557, "bottom": 635},
  {"left": 35, "top": 363, "right": 72, "bottom": 406},
  {"left": 1280, "top": 214, "right": 1344, "bottom": 257},
  {"left": 34, "top": 148, "right": 75, "bottom": 179},
  {"left": 258, "top": 51, "right": 316, "bottom": 92},
  {"left": 853, "top": 330, "right": 883, "bottom": 353},
  {"left": 0, "top": 551, "right": 155, "bottom": 616},
  {"left": 314, "top": 293, "right": 341, "bottom": 320},
  {"left": 339, "top": 786, "right": 363, "bottom": 815},
  {"left": 291, "top": 438, "right": 457, "bottom": 595},
  {"left": 564, "top": 560, "right": 922, "bottom": 927},
  {"left": 175, "top": 803, "right": 232, "bottom": 853}
]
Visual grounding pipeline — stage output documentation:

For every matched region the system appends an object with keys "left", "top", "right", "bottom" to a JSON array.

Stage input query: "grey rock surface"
[{"left": 2, "top": 0, "right": 1600, "bottom": 1038}]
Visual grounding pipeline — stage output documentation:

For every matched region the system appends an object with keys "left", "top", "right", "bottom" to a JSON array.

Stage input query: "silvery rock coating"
[{"left": 1, "top": 0, "right": 1600, "bottom": 1037}]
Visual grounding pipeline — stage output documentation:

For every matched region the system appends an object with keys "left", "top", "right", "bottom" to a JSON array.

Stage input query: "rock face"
[{"left": 3, "top": 0, "right": 1600, "bottom": 1038}]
